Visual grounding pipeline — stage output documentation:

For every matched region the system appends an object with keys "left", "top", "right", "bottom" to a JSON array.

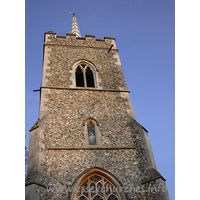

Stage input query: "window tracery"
[
  {"left": 76, "top": 174, "right": 119, "bottom": 200},
  {"left": 75, "top": 63, "right": 95, "bottom": 88}
]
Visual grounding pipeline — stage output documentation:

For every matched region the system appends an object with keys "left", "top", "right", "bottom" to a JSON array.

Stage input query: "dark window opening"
[
  {"left": 76, "top": 66, "right": 84, "bottom": 87},
  {"left": 86, "top": 67, "right": 95, "bottom": 88}
]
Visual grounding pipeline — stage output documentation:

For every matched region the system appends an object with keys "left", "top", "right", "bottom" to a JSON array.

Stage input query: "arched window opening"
[
  {"left": 76, "top": 174, "right": 120, "bottom": 200},
  {"left": 74, "top": 61, "right": 96, "bottom": 88},
  {"left": 86, "top": 67, "right": 95, "bottom": 88},
  {"left": 76, "top": 66, "right": 84, "bottom": 87},
  {"left": 88, "top": 123, "right": 96, "bottom": 145}
]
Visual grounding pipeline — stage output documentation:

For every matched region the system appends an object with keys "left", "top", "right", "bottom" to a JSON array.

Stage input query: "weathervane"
[{"left": 69, "top": 9, "right": 79, "bottom": 15}]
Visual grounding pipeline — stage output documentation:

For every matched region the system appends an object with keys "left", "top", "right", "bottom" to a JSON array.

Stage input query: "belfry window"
[
  {"left": 88, "top": 123, "right": 96, "bottom": 145},
  {"left": 75, "top": 63, "right": 95, "bottom": 88}
]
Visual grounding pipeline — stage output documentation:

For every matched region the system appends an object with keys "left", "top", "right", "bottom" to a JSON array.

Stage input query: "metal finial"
[{"left": 69, "top": 9, "right": 79, "bottom": 15}]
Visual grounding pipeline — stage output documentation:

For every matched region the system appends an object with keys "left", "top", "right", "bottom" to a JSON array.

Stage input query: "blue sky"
[{"left": 25, "top": 0, "right": 175, "bottom": 199}]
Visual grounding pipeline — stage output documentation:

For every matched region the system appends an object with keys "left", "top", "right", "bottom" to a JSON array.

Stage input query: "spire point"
[{"left": 70, "top": 11, "right": 81, "bottom": 37}]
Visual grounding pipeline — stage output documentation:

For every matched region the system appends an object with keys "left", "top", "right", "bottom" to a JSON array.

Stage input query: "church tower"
[{"left": 26, "top": 13, "right": 170, "bottom": 200}]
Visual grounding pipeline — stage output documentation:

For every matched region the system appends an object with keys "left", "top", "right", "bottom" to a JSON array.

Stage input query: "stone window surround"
[
  {"left": 83, "top": 118, "right": 102, "bottom": 148},
  {"left": 75, "top": 173, "right": 120, "bottom": 200},
  {"left": 70, "top": 59, "right": 102, "bottom": 89},
  {"left": 76, "top": 64, "right": 94, "bottom": 88},
  {"left": 70, "top": 167, "right": 127, "bottom": 200}
]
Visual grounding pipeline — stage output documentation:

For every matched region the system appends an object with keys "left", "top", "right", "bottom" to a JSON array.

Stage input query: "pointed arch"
[
  {"left": 82, "top": 117, "right": 99, "bottom": 126},
  {"left": 71, "top": 59, "right": 98, "bottom": 72},
  {"left": 70, "top": 167, "right": 127, "bottom": 200},
  {"left": 70, "top": 60, "right": 102, "bottom": 89},
  {"left": 82, "top": 118, "right": 101, "bottom": 147}
]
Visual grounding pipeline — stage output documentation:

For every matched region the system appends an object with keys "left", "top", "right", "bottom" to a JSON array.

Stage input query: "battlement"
[{"left": 44, "top": 31, "right": 117, "bottom": 49}]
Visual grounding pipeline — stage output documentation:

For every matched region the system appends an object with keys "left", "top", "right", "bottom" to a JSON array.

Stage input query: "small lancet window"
[
  {"left": 76, "top": 66, "right": 84, "bottom": 87},
  {"left": 86, "top": 67, "right": 95, "bottom": 88},
  {"left": 88, "top": 123, "right": 96, "bottom": 145}
]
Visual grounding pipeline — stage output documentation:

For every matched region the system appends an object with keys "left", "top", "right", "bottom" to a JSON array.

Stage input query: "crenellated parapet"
[{"left": 44, "top": 31, "right": 117, "bottom": 50}]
